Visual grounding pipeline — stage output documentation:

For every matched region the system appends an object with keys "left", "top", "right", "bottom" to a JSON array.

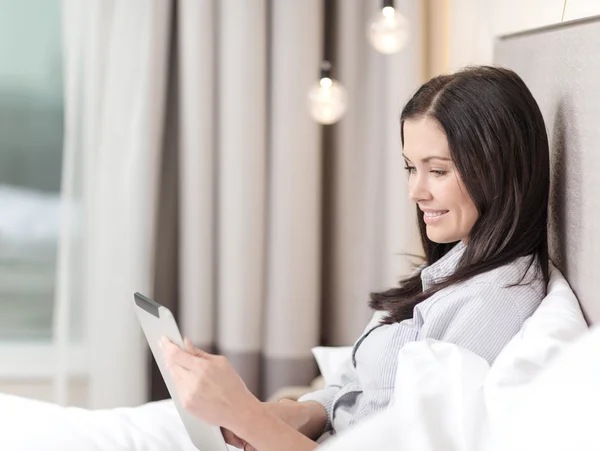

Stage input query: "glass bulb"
[
  {"left": 367, "top": 6, "right": 410, "bottom": 55},
  {"left": 308, "top": 77, "right": 348, "bottom": 125}
]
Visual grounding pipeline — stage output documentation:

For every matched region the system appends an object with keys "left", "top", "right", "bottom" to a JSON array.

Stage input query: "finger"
[
  {"left": 169, "top": 365, "right": 199, "bottom": 410},
  {"left": 221, "top": 427, "right": 246, "bottom": 448},
  {"left": 183, "top": 337, "right": 196, "bottom": 353},
  {"left": 161, "top": 337, "right": 198, "bottom": 371},
  {"left": 170, "top": 362, "right": 191, "bottom": 383},
  {"left": 169, "top": 363, "right": 197, "bottom": 398},
  {"left": 184, "top": 337, "right": 213, "bottom": 359}
]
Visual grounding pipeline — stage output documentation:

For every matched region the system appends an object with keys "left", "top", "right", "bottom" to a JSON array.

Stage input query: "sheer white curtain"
[{"left": 56, "top": 0, "right": 171, "bottom": 407}]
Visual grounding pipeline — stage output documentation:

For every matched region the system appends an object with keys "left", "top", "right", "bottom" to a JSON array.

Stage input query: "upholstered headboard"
[{"left": 495, "top": 17, "right": 600, "bottom": 325}]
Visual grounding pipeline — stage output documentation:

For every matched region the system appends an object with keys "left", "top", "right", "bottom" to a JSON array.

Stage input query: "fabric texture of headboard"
[{"left": 495, "top": 17, "right": 600, "bottom": 325}]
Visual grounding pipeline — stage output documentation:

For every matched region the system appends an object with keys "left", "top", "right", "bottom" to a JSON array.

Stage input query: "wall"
[{"left": 428, "top": 0, "right": 600, "bottom": 75}]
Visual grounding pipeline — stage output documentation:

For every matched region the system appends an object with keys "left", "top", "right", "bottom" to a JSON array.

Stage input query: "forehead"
[{"left": 403, "top": 117, "right": 450, "bottom": 159}]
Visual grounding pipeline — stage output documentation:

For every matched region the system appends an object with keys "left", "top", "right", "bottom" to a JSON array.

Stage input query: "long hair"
[{"left": 371, "top": 66, "right": 550, "bottom": 324}]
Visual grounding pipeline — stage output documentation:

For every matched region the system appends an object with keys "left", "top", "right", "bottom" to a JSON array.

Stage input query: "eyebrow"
[{"left": 402, "top": 154, "right": 452, "bottom": 163}]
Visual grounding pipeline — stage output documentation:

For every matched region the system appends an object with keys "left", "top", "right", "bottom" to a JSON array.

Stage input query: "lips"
[
  {"left": 421, "top": 209, "right": 449, "bottom": 224},
  {"left": 423, "top": 211, "right": 447, "bottom": 217},
  {"left": 421, "top": 209, "right": 449, "bottom": 216}
]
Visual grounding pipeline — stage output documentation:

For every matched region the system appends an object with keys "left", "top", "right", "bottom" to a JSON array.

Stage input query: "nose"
[{"left": 408, "top": 173, "right": 433, "bottom": 203}]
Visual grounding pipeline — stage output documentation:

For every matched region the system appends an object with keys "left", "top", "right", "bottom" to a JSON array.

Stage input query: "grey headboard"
[{"left": 495, "top": 18, "right": 600, "bottom": 325}]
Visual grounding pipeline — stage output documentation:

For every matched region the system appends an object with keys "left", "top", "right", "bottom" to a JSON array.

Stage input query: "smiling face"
[{"left": 403, "top": 117, "right": 479, "bottom": 244}]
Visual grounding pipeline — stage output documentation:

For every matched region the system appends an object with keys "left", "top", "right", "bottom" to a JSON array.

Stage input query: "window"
[{"left": 0, "top": 0, "right": 63, "bottom": 342}]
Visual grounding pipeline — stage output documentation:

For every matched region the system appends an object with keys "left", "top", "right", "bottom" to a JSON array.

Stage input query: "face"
[{"left": 403, "top": 117, "right": 479, "bottom": 244}]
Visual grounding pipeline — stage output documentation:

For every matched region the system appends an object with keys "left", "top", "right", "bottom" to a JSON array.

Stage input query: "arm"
[
  {"left": 225, "top": 349, "right": 360, "bottom": 446},
  {"left": 279, "top": 400, "right": 330, "bottom": 440},
  {"left": 228, "top": 355, "right": 359, "bottom": 443},
  {"left": 231, "top": 401, "right": 320, "bottom": 451},
  {"left": 223, "top": 399, "right": 328, "bottom": 447},
  {"left": 295, "top": 384, "right": 342, "bottom": 436}
]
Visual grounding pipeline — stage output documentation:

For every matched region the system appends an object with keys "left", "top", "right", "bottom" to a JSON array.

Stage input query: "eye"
[
  {"left": 404, "top": 165, "right": 416, "bottom": 175},
  {"left": 431, "top": 170, "right": 447, "bottom": 177}
]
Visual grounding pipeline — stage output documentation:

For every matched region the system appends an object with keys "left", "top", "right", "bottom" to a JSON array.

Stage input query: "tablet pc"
[{"left": 133, "top": 292, "right": 229, "bottom": 451}]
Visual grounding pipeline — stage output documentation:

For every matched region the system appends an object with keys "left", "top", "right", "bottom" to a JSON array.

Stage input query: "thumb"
[{"left": 221, "top": 427, "right": 246, "bottom": 448}]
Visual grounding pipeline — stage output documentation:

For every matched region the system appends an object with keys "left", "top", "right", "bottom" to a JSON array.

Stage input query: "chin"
[
  {"left": 426, "top": 229, "right": 460, "bottom": 244},
  {"left": 428, "top": 237, "right": 455, "bottom": 244}
]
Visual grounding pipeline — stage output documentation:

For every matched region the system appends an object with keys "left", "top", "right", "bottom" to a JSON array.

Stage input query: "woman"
[{"left": 161, "top": 66, "right": 550, "bottom": 451}]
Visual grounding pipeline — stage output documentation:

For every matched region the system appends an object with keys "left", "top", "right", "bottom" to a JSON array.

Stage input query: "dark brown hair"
[{"left": 371, "top": 66, "right": 549, "bottom": 324}]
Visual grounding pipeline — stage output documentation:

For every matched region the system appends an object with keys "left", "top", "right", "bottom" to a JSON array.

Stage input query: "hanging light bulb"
[
  {"left": 308, "top": 61, "right": 348, "bottom": 125},
  {"left": 367, "top": 0, "right": 410, "bottom": 55}
]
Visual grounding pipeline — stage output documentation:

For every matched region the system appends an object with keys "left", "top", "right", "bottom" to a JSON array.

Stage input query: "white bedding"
[
  {"left": 0, "top": 267, "right": 590, "bottom": 451},
  {"left": 0, "top": 395, "right": 205, "bottom": 451},
  {"left": 319, "top": 328, "right": 600, "bottom": 451}
]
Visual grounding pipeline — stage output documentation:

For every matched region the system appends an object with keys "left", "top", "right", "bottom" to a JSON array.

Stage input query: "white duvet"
[
  {"left": 0, "top": 266, "right": 592, "bottom": 451},
  {"left": 0, "top": 395, "right": 202, "bottom": 451}
]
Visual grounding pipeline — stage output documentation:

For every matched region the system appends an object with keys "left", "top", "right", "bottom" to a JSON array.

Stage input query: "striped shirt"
[{"left": 299, "top": 242, "right": 545, "bottom": 436}]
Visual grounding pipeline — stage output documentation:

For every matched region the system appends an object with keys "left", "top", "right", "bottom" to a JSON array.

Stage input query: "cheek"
[
  {"left": 463, "top": 200, "right": 479, "bottom": 225},
  {"left": 448, "top": 178, "right": 478, "bottom": 225},
  {"left": 457, "top": 190, "right": 478, "bottom": 227}
]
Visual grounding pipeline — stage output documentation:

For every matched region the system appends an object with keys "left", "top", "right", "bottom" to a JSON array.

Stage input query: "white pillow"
[
  {"left": 484, "top": 264, "right": 588, "bottom": 426},
  {"left": 311, "top": 346, "right": 352, "bottom": 384}
]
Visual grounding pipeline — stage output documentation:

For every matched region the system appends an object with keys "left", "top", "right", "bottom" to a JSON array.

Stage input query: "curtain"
[
  {"left": 153, "top": 0, "right": 423, "bottom": 401},
  {"left": 57, "top": 0, "right": 422, "bottom": 408},
  {"left": 57, "top": 0, "right": 171, "bottom": 407}
]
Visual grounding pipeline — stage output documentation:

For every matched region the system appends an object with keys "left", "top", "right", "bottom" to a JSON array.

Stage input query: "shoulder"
[
  {"left": 469, "top": 256, "right": 546, "bottom": 319},
  {"left": 471, "top": 255, "right": 545, "bottom": 294},
  {"left": 421, "top": 256, "right": 546, "bottom": 322}
]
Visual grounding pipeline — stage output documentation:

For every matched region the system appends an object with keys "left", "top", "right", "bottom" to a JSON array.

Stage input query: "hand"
[{"left": 160, "top": 336, "right": 261, "bottom": 431}]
